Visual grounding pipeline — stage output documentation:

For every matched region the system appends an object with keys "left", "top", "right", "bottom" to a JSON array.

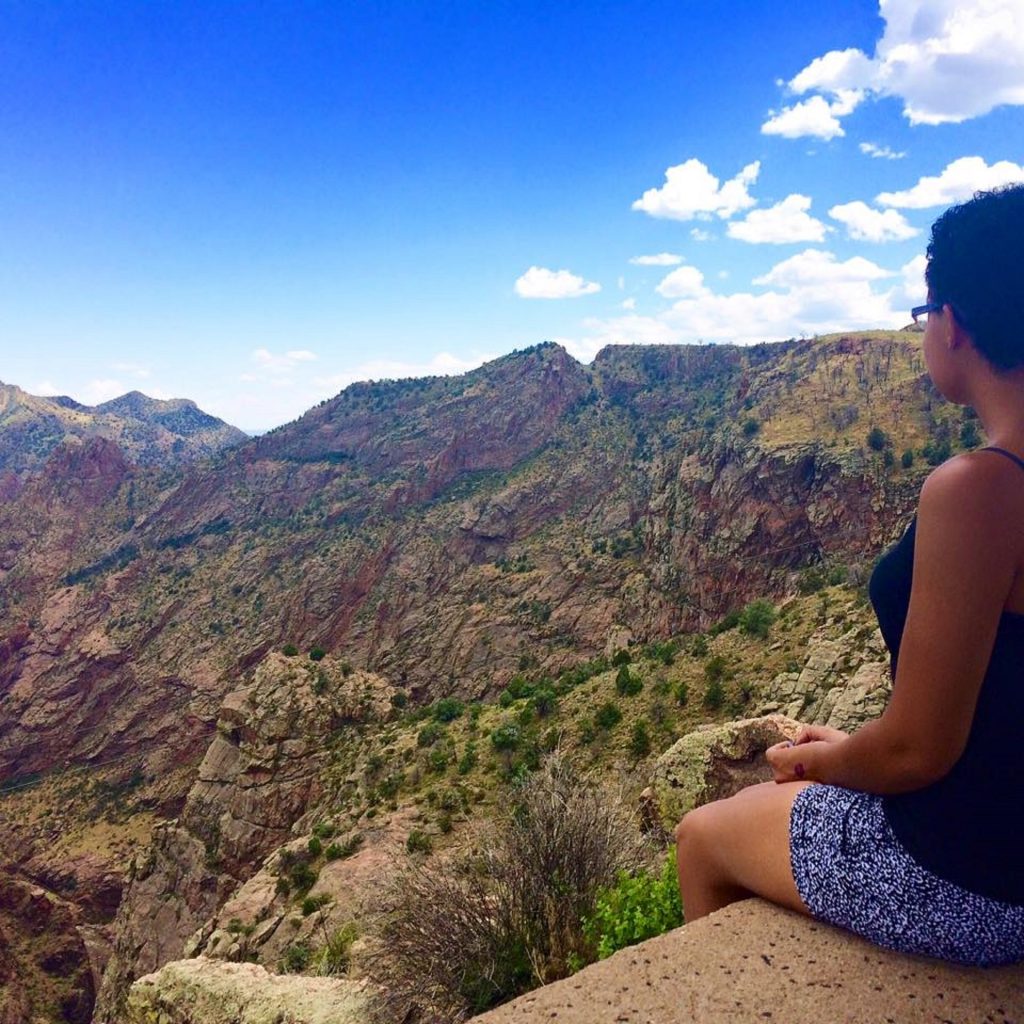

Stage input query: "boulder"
[
  {"left": 649, "top": 715, "right": 802, "bottom": 828},
  {"left": 124, "top": 957, "right": 372, "bottom": 1024}
]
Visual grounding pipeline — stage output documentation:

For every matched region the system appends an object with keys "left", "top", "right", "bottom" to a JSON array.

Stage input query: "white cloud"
[
  {"left": 892, "top": 254, "right": 930, "bottom": 312},
  {"left": 727, "top": 195, "right": 829, "bottom": 244},
  {"left": 690, "top": 228, "right": 712, "bottom": 242},
  {"left": 35, "top": 380, "right": 59, "bottom": 396},
  {"left": 632, "top": 159, "right": 760, "bottom": 220},
  {"left": 111, "top": 361, "right": 152, "bottom": 379},
  {"left": 778, "top": 1, "right": 1024, "bottom": 133},
  {"left": 83, "top": 379, "right": 127, "bottom": 404},
  {"left": 655, "top": 266, "right": 707, "bottom": 299},
  {"left": 621, "top": 297, "right": 637, "bottom": 310},
  {"left": 860, "top": 142, "right": 906, "bottom": 160},
  {"left": 629, "top": 253, "right": 683, "bottom": 266},
  {"left": 563, "top": 249, "right": 906, "bottom": 360},
  {"left": 752, "top": 249, "right": 892, "bottom": 288},
  {"left": 617, "top": 276, "right": 626, "bottom": 290},
  {"left": 514, "top": 266, "right": 601, "bottom": 299},
  {"left": 876, "top": 155, "right": 1024, "bottom": 208},
  {"left": 828, "top": 201, "right": 920, "bottom": 242},
  {"left": 761, "top": 95, "right": 852, "bottom": 140},
  {"left": 252, "top": 347, "right": 321, "bottom": 372}
]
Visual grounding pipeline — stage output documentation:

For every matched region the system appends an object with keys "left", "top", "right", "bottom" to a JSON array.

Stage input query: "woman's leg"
[{"left": 674, "top": 780, "right": 814, "bottom": 922}]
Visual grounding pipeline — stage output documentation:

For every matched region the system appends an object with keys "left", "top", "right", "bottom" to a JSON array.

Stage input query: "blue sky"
[{"left": 2, "top": 1, "right": 1023, "bottom": 432}]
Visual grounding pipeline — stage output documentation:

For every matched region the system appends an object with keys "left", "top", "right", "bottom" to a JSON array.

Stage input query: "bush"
[
  {"left": 960, "top": 419, "right": 981, "bottom": 448},
  {"left": 309, "top": 646, "right": 327, "bottom": 661},
  {"left": 458, "top": 742, "right": 478, "bottom": 775},
  {"left": 610, "top": 648, "right": 632, "bottom": 667},
  {"left": 324, "top": 833, "right": 363, "bottom": 861},
  {"left": 704, "top": 655, "right": 728, "bottom": 682},
  {"left": 417, "top": 722, "right": 444, "bottom": 748},
  {"left": 901, "top": 449, "right": 915, "bottom": 469},
  {"left": 282, "top": 942, "right": 311, "bottom": 973},
  {"left": 866, "top": 426, "right": 888, "bottom": 451},
  {"left": 742, "top": 417, "right": 759, "bottom": 438},
  {"left": 406, "top": 829, "right": 433, "bottom": 855},
  {"left": 530, "top": 687, "right": 557, "bottom": 718},
  {"left": 312, "top": 922, "right": 358, "bottom": 976},
  {"left": 708, "top": 610, "right": 739, "bottom": 636},
  {"left": 307, "top": 835, "right": 323, "bottom": 857},
  {"left": 582, "top": 849, "right": 683, "bottom": 960},
  {"left": 689, "top": 634, "right": 708, "bottom": 657},
  {"left": 595, "top": 702, "right": 622, "bottom": 730},
  {"left": 738, "top": 599, "right": 776, "bottom": 639},
  {"left": 491, "top": 723, "right": 520, "bottom": 752},
  {"left": 432, "top": 697, "right": 465, "bottom": 722},
  {"left": 630, "top": 720, "right": 651, "bottom": 759},
  {"left": 615, "top": 665, "right": 643, "bottom": 697},
  {"left": 673, "top": 681, "right": 689, "bottom": 706},
  {"left": 282, "top": 644, "right": 299, "bottom": 657},
  {"left": 369, "top": 757, "right": 646, "bottom": 1021},
  {"left": 704, "top": 677, "right": 726, "bottom": 711}
]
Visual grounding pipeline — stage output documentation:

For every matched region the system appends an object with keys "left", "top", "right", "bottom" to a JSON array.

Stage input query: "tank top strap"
[{"left": 980, "top": 446, "right": 1024, "bottom": 475}]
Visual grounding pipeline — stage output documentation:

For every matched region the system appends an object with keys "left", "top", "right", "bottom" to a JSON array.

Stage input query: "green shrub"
[
  {"left": 960, "top": 419, "right": 981, "bottom": 448},
  {"left": 703, "top": 655, "right": 727, "bottom": 682},
  {"left": 432, "top": 697, "right": 465, "bottom": 722},
  {"left": 302, "top": 893, "right": 331, "bottom": 916},
  {"left": 311, "top": 922, "right": 358, "bottom": 976},
  {"left": 309, "top": 646, "right": 327, "bottom": 661},
  {"left": 742, "top": 417, "right": 759, "bottom": 438},
  {"left": 704, "top": 677, "right": 726, "bottom": 711},
  {"left": 901, "top": 449, "right": 915, "bottom": 469},
  {"left": 406, "top": 829, "right": 433, "bottom": 855},
  {"left": 689, "top": 634, "right": 708, "bottom": 657},
  {"left": 615, "top": 665, "right": 643, "bottom": 697},
  {"left": 673, "top": 681, "right": 689, "bottom": 706},
  {"left": 427, "top": 745, "right": 451, "bottom": 773},
  {"left": 390, "top": 691, "right": 408, "bottom": 709},
  {"left": 530, "top": 687, "right": 557, "bottom": 717},
  {"left": 458, "top": 743, "right": 478, "bottom": 775},
  {"left": 595, "top": 702, "right": 622, "bottom": 730},
  {"left": 738, "top": 599, "right": 776, "bottom": 639},
  {"left": 708, "top": 611, "right": 739, "bottom": 636},
  {"left": 582, "top": 850, "right": 683, "bottom": 960},
  {"left": 325, "top": 832, "right": 363, "bottom": 861},
  {"left": 629, "top": 720, "right": 651, "bottom": 758},
  {"left": 417, "top": 722, "right": 444, "bottom": 748},
  {"left": 491, "top": 723, "right": 520, "bottom": 752},
  {"left": 866, "top": 426, "right": 888, "bottom": 451},
  {"left": 282, "top": 644, "right": 299, "bottom": 657},
  {"left": 307, "top": 835, "right": 323, "bottom": 858},
  {"left": 611, "top": 648, "right": 632, "bottom": 667},
  {"left": 282, "top": 942, "right": 311, "bottom": 973}
]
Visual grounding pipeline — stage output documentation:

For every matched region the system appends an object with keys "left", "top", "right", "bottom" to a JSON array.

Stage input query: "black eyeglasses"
[{"left": 911, "top": 302, "right": 942, "bottom": 324}]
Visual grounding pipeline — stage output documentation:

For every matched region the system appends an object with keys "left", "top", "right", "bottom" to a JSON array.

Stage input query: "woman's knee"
[{"left": 673, "top": 802, "right": 717, "bottom": 855}]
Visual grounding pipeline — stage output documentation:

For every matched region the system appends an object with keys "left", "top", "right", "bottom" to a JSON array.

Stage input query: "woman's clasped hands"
[{"left": 765, "top": 724, "right": 849, "bottom": 784}]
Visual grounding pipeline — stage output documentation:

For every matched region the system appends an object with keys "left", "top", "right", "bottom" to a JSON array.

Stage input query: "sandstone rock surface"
[
  {"left": 124, "top": 957, "right": 371, "bottom": 1024},
  {"left": 470, "top": 898, "right": 1024, "bottom": 1024}
]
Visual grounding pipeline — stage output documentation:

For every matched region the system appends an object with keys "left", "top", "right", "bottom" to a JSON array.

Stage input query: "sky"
[{"left": 2, "top": 1, "right": 1023, "bottom": 433}]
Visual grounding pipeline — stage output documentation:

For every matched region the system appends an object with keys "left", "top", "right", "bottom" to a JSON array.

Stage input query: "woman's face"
[{"left": 922, "top": 298, "right": 968, "bottom": 404}]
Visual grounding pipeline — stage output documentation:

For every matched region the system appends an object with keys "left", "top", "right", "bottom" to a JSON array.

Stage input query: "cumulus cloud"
[
  {"left": 252, "top": 347, "right": 320, "bottom": 372},
  {"left": 769, "top": 0, "right": 1024, "bottom": 136},
  {"left": 726, "top": 195, "right": 829, "bottom": 244},
  {"left": 621, "top": 297, "right": 637, "bottom": 310},
  {"left": 562, "top": 250, "right": 905, "bottom": 360},
  {"left": 860, "top": 142, "right": 906, "bottom": 160},
  {"left": 690, "top": 228, "right": 712, "bottom": 242},
  {"left": 111, "top": 361, "right": 153, "bottom": 379},
  {"left": 629, "top": 252, "right": 683, "bottom": 266},
  {"left": 761, "top": 94, "right": 857, "bottom": 140},
  {"left": 876, "top": 155, "right": 1024, "bottom": 208},
  {"left": 632, "top": 159, "right": 760, "bottom": 220},
  {"left": 655, "top": 266, "right": 707, "bottom": 299},
  {"left": 828, "top": 201, "right": 920, "bottom": 242},
  {"left": 514, "top": 266, "right": 601, "bottom": 299}
]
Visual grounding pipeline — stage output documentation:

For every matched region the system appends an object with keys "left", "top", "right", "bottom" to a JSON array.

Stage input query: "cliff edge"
[{"left": 470, "top": 898, "right": 1024, "bottom": 1024}]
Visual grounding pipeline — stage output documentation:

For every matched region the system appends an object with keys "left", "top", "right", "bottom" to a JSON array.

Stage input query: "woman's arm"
[{"left": 768, "top": 453, "right": 1020, "bottom": 794}]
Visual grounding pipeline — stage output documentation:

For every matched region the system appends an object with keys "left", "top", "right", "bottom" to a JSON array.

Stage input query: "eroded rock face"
[
  {"left": 124, "top": 957, "right": 372, "bottom": 1024},
  {"left": 0, "top": 870, "right": 95, "bottom": 1024},
  {"left": 94, "top": 653, "right": 395, "bottom": 1020},
  {"left": 756, "top": 622, "right": 891, "bottom": 731}
]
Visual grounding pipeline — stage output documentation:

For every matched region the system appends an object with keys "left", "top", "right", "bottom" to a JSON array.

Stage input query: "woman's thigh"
[{"left": 678, "top": 780, "right": 815, "bottom": 915}]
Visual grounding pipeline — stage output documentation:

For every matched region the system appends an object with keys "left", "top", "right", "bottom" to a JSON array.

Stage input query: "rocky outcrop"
[
  {"left": 469, "top": 898, "right": 1024, "bottom": 1024},
  {"left": 0, "top": 870, "right": 95, "bottom": 1024},
  {"left": 124, "top": 958, "right": 372, "bottom": 1024},
  {"left": 648, "top": 715, "right": 802, "bottom": 827},
  {"left": 94, "top": 653, "right": 396, "bottom": 1020},
  {"left": 756, "top": 622, "right": 891, "bottom": 730}
]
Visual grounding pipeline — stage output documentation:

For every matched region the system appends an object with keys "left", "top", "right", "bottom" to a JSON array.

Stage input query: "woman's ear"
[{"left": 944, "top": 304, "right": 970, "bottom": 351}]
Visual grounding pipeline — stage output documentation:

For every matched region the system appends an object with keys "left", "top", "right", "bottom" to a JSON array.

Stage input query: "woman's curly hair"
[{"left": 926, "top": 182, "right": 1024, "bottom": 372}]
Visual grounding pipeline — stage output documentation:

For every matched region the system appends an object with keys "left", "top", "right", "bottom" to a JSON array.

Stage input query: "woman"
[{"left": 674, "top": 183, "right": 1024, "bottom": 967}]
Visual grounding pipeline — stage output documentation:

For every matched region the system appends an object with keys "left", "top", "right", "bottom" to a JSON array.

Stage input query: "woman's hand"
[
  {"left": 765, "top": 731, "right": 846, "bottom": 784},
  {"left": 793, "top": 723, "right": 848, "bottom": 745}
]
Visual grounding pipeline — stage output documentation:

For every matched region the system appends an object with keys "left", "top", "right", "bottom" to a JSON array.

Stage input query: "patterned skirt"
[{"left": 789, "top": 783, "right": 1024, "bottom": 967}]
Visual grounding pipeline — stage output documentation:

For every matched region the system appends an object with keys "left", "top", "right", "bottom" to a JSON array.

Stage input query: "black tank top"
[{"left": 869, "top": 447, "right": 1024, "bottom": 904}]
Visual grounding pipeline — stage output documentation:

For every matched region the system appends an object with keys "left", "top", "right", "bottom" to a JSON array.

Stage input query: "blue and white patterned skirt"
[{"left": 789, "top": 783, "right": 1024, "bottom": 967}]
